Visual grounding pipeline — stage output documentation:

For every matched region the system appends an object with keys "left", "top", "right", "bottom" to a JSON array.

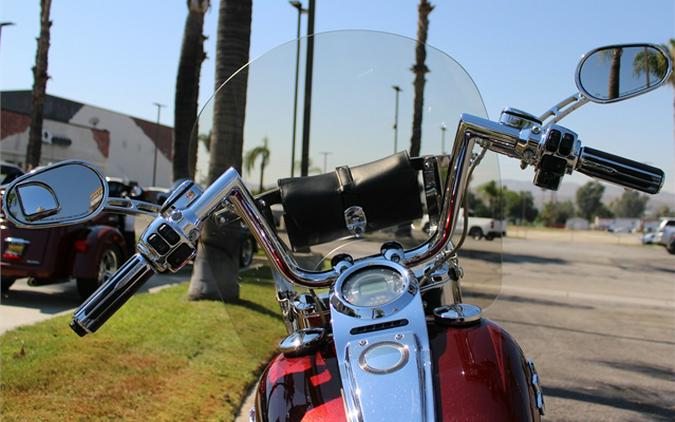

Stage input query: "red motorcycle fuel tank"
[{"left": 254, "top": 318, "right": 540, "bottom": 421}]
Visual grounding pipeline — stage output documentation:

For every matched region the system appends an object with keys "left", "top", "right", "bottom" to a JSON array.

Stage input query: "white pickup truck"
[
  {"left": 656, "top": 218, "right": 675, "bottom": 254},
  {"left": 663, "top": 228, "right": 675, "bottom": 254},
  {"left": 654, "top": 218, "right": 675, "bottom": 253},
  {"left": 420, "top": 211, "right": 507, "bottom": 241},
  {"left": 456, "top": 213, "right": 508, "bottom": 241}
]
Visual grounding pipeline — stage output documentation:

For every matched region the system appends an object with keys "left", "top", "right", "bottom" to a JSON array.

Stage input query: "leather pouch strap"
[{"left": 336, "top": 166, "right": 360, "bottom": 211}]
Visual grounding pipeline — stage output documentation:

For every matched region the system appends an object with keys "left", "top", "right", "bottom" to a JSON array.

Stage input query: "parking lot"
[
  {"left": 489, "top": 236, "right": 675, "bottom": 421},
  {"left": 2, "top": 233, "right": 674, "bottom": 421}
]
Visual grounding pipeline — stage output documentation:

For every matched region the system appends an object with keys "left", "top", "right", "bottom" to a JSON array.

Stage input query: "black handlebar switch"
[
  {"left": 148, "top": 233, "right": 170, "bottom": 255},
  {"left": 534, "top": 155, "right": 567, "bottom": 191},
  {"left": 540, "top": 155, "right": 567, "bottom": 173},
  {"left": 166, "top": 243, "right": 195, "bottom": 270},
  {"left": 158, "top": 224, "right": 180, "bottom": 245},
  {"left": 559, "top": 133, "right": 575, "bottom": 156},
  {"left": 544, "top": 129, "right": 561, "bottom": 152},
  {"left": 533, "top": 169, "right": 563, "bottom": 190}
]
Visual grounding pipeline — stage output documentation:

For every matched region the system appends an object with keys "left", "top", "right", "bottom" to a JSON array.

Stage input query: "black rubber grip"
[
  {"left": 70, "top": 254, "right": 155, "bottom": 336},
  {"left": 577, "top": 146, "right": 665, "bottom": 194}
]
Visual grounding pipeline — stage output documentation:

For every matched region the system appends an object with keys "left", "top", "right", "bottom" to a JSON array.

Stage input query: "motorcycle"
[{"left": 2, "top": 31, "right": 670, "bottom": 421}]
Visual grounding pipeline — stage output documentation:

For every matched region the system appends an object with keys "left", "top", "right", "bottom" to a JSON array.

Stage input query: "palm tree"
[
  {"left": 244, "top": 137, "right": 270, "bottom": 192},
  {"left": 188, "top": 0, "right": 252, "bottom": 302},
  {"left": 631, "top": 46, "right": 666, "bottom": 85},
  {"left": 662, "top": 40, "right": 675, "bottom": 157},
  {"left": 409, "top": 0, "right": 434, "bottom": 158},
  {"left": 25, "top": 0, "right": 52, "bottom": 170},
  {"left": 173, "top": 0, "right": 210, "bottom": 181},
  {"left": 638, "top": 40, "right": 675, "bottom": 168},
  {"left": 607, "top": 47, "right": 622, "bottom": 100}
]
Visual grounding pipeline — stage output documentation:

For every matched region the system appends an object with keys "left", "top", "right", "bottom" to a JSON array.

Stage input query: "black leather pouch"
[{"left": 278, "top": 151, "right": 423, "bottom": 250}]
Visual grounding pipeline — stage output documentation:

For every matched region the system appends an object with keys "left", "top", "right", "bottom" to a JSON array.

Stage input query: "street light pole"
[
  {"left": 440, "top": 123, "right": 447, "bottom": 154},
  {"left": 152, "top": 102, "right": 165, "bottom": 186},
  {"left": 289, "top": 1, "right": 306, "bottom": 177},
  {"left": 300, "top": 0, "right": 315, "bottom": 177},
  {"left": 319, "top": 151, "right": 332, "bottom": 173},
  {"left": 0, "top": 22, "right": 15, "bottom": 52},
  {"left": 392, "top": 85, "right": 401, "bottom": 153}
]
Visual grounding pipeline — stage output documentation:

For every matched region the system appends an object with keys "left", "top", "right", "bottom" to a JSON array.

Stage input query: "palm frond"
[{"left": 243, "top": 137, "right": 270, "bottom": 174}]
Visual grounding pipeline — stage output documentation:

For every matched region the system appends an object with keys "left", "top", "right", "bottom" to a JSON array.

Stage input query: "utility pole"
[
  {"left": 289, "top": 1, "right": 306, "bottom": 177},
  {"left": 152, "top": 102, "right": 165, "bottom": 186},
  {"left": 440, "top": 123, "right": 447, "bottom": 154},
  {"left": 300, "top": 0, "right": 315, "bottom": 176},
  {"left": 319, "top": 151, "right": 332, "bottom": 173},
  {"left": 392, "top": 85, "right": 401, "bottom": 153}
]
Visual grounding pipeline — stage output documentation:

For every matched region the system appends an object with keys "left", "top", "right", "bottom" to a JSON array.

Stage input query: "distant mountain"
[{"left": 501, "top": 179, "right": 675, "bottom": 211}]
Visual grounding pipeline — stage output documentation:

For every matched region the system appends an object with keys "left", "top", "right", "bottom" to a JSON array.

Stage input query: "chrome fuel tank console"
[{"left": 330, "top": 258, "right": 435, "bottom": 422}]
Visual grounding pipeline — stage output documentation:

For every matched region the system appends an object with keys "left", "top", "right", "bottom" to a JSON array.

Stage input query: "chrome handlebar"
[
  {"left": 460, "top": 112, "right": 665, "bottom": 195},
  {"left": 71, "top": 111, "right": 665, "bottom": 336},
  {"left": 70, "top": 128, "right": 478, "bottom": 336}
]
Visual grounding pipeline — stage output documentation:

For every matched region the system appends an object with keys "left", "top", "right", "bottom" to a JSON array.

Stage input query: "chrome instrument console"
[
  {"left": 331, "top": 259, "right": 417, "bottom": 320},
  {"left": 330, "top": 257, "right": 435, "bottom": 422}
]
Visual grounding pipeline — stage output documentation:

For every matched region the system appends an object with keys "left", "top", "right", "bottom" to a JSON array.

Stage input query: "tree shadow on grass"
[{"left": 230, "top": 298, "right": 283, "bottom": 321}]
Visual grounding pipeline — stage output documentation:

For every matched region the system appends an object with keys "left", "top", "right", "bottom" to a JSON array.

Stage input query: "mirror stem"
[
  {"left": 538, "top": 92, "right": 589, "bottom": 128},
  {"left": 104, "top": 198, "right": 162, "bottom": 217}
]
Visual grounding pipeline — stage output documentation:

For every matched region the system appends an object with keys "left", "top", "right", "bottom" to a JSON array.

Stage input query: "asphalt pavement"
[{"left": 486, "top": 237, "right": 675, "bottom": 421}]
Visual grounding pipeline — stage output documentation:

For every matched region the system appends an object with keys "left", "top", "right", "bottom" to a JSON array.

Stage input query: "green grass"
[{"left": 0, "top": 267, "right": 284, "bottom": 421}]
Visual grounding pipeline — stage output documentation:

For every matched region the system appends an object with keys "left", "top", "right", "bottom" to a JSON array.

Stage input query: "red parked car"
[{"left": 1, "top": 172, "right": 135, "bottom": 299}]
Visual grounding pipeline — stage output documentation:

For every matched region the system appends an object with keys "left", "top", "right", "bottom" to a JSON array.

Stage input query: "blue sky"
[{"left": 1, "top": 0, "right": 674, "bottom": 194}]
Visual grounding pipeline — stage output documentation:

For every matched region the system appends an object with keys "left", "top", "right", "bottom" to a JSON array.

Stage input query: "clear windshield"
[{"left": 192, "top": 30, "right": 502, "bottom": 308}]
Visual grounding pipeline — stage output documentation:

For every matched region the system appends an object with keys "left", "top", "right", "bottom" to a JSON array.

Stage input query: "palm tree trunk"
[
  {"left": 409, "top": 0, "right": 434, "bottom": 158},
  {"left": 25, "top": 0, "right": 52, "bottom": 170},
  {"left": 188, "top": 0, "right": 251, "bottom": 301},
  {"left": 608, "top": 48, "right": 622, "bottom": 100},
  {"left": 259, "top": 161, "right": 265, "bottom": 192},
  {"left": 174, "top": 0, "right": 209, "bottom": 182}
]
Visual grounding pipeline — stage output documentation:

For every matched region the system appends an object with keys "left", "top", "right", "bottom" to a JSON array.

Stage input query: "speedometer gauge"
[{"left": 342, "top": 267, "right": 405, "bottom": 307}]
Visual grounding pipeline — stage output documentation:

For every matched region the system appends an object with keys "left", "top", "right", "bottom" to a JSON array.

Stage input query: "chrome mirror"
[
  {"left": 576, "top": 43, "right": 672, "bottom": 103},
  {"left": 2, "top": 161, "right": 108, "bottom": 228}
]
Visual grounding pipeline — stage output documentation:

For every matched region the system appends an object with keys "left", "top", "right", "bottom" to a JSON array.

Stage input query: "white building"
[
  {"left": 593, "top": 217, "right": 641, "bottom": 232},
  {"left": 565, "top": 217, "right": 590, "bottom": 230},
  {"left": 1, "top": 91, "right": 173, "bottom": 187}
]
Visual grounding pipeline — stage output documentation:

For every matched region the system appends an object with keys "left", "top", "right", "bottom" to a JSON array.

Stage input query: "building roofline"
[{"left": 0, "top": 90, "right": 173, "bottom": 130}]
